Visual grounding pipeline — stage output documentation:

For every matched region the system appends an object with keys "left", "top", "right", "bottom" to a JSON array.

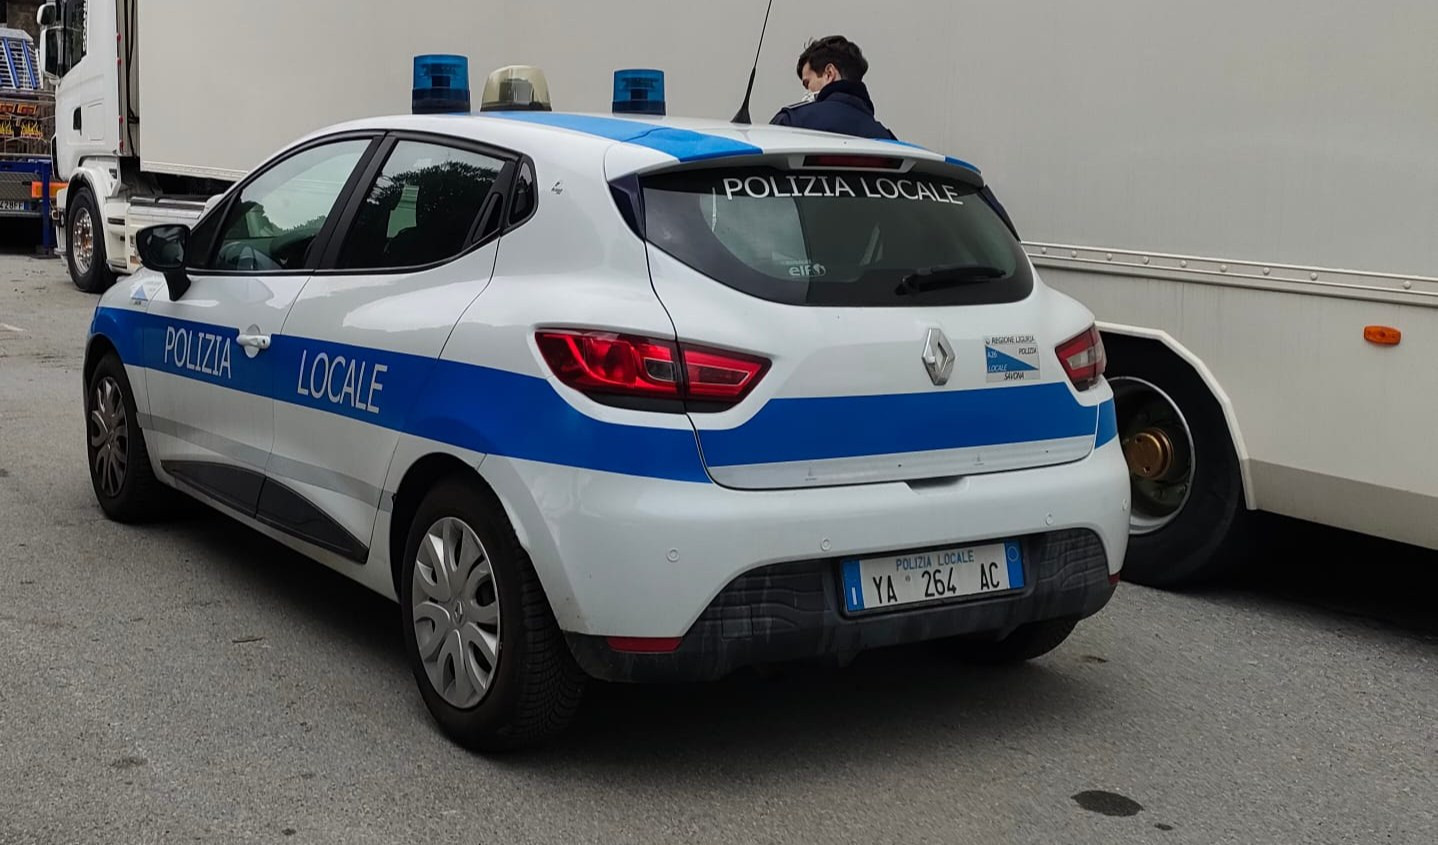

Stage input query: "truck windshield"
[{"left": 640, "top": 167, "right": 1033, "bottom": 307}]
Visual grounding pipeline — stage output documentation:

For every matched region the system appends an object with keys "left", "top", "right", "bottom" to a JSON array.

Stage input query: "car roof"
[{"left": 300, "top": 111, "right": 982, "bottom": 180}]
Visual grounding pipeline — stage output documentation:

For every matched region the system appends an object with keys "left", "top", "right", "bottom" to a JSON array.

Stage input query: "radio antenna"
[{"left": 731, "top": 0, "right": 775, "bottom": 124}]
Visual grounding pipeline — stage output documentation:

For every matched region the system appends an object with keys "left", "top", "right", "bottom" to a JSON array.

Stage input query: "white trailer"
[{"left": 39, "top": 0, "right": 1438, "bottom": 586}]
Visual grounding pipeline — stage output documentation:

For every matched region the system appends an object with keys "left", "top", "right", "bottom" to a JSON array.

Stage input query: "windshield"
[{"left": 640, "top": 167, "right": 1033, "bottom": 307}]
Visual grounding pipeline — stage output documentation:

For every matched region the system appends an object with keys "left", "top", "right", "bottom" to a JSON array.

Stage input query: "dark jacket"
[
  {"left": 770, "top": 80, "right": 896, "bottom": 140},
  {"left": 769, "top": 80, "right": 1018, "bottom": 236}
]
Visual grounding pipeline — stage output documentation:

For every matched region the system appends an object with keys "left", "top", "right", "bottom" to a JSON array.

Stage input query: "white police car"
[{"left": 82, "top": 71, "right": 1130, "bottom": 751}]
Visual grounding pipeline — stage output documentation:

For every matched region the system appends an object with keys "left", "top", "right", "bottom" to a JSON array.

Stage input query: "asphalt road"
[{"left": 1, "top": 244, "right": 1434, "bottom": 844}]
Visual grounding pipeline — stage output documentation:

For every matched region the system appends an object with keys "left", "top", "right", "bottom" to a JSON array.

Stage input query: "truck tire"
[
  {"left": 1105, "top": 337, "right": 1251, "bottom": 588},
  {"left": 67, "top": 186, "right": 117, "bottom": 293},
  {"left": 400, "top": 476, "right": 586, "bottom": 752}
]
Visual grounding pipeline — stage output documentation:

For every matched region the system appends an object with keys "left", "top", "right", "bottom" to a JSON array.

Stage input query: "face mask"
[{"left": 800, "top": 88, "right": 818, "bottom": 104}]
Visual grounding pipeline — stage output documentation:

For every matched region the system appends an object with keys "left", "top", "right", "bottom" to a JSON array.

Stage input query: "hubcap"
[
  {"left": 411, "top": 517, "right": 501, "bottom": 709},
  {"left": 73, "top": 207, "right": 95, "bottom": 275},
  {"left": 88, "top": 377, "right": 129, "bottom": 498},
  {"left": 1112, "top": 377, "right": 1195, "bottom": 535}
]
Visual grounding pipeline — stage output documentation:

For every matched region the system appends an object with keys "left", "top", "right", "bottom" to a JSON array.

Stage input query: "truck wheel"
[
  {"left": 400, "top": 476, "right": 586, "bottom": 752},
  {"left": 67, "top": 186, "right": 117, "bottom": 293},
  {"left": 1107, "top": 340, "right": 1251, "bottom": 587}
]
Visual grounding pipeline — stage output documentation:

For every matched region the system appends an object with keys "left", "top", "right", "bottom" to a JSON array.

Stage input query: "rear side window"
[
  {"left": 641, "top": 167, "right": 1033, "bottom": 307},
  {"left": 337, "top": 140, "right": 506, "bottom": 270}
]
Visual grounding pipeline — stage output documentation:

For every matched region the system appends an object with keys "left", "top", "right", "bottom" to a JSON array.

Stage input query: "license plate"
[
  {"left": 841, "top": 541, "right": 1023, "bottom": 613},
  {"left": 0, "top": 200, "right": 27, "bottom": 211}
]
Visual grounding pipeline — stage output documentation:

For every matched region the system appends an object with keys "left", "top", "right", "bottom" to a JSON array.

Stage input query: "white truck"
[{"left": 40, "top": 0, "right": 1438, "bottom": 587}]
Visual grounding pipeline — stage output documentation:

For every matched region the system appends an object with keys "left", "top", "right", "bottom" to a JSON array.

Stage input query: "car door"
[
  {"left": 262, "top": 133, "right": 515, "bottom": 560},
  {"left": 142, "top": 135, "right": 379, "bottom": 517}
]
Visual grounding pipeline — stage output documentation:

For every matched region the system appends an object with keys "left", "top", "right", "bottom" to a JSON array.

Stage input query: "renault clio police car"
[{"left": 82, "top": 67, "right": 1130, "bottom": 751}]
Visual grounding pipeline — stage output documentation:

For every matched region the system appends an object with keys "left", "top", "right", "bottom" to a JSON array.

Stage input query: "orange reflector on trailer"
[{"left": 1363, "top": 325, "right": 1401, "bottom": 346}]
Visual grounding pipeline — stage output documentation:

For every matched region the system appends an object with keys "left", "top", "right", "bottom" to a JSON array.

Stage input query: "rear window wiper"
[{"left": 895, "top": 263, "right": 1008, "bottom": 295}]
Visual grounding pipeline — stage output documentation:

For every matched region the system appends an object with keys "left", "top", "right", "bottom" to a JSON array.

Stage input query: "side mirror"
[
  {"left": 40, "top": 28, "right": 61, "bottom": 79},
  {"left": 137, "top": 224, "right": 193, "bottom": 300},
  {"left": 37, "top": 2, "right": 57, "bottom": 28}
]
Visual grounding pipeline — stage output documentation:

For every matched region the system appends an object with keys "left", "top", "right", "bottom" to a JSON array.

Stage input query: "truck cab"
[{"left": 40, "top": 0, "right": 211, "bottom": 292}]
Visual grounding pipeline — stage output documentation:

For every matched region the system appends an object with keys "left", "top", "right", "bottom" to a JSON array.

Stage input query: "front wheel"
[
  {"left": 67, "top": 186, "right": 117, "bottom": 294},
  {"left": 400, "top": 477, "right": 585, "bottom": 752},
  {"left": 85, "top": 353, "right": 171, "bottom": 522},
  {"left": 1107, "top": 339, "right": 1252, "bottom": 587}
]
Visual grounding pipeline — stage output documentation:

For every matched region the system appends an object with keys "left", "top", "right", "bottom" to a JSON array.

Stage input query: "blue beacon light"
[
  {"left": 613, "top": 69, "right": 666, "bottom": 116},
  {"left": 413, "top": 54, "right": 471, "bottom": 114}
]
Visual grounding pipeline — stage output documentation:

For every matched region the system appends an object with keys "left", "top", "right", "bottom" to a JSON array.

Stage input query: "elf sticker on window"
[{"left": 985, "top": 335, "right": 1040, "bottom": 382}]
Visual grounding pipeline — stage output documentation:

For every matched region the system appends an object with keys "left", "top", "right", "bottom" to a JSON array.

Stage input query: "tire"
[
  {"left": 1106, "top": 338, "right": 1252, "bottom": 588},
  {"left": 944, "top": 618, "right": 1079, "bottom": 665},
  {"left": 400, "top": 476, "right": 585, "bottom": 752},
  {"left": 67, "top": 186, "right": 117, "bottom": 294},
  {"left": 85, "top": 352, "right": 171, "bottom": 522}
]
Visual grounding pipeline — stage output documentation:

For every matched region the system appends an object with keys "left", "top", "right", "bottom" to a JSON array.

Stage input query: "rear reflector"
[
  {"left": 606, "top": 636, "right": 683, "bottom": 654},
  {"left": 801, "top": 154, "right": 904, "bottom": 170},
  {"left": 537, "top": 329, "right": 768, "bottom": 407},
  {"left": 1109, "top": 572, "right": 1122, "bottom": 586},
  {"left": 1056, "top": 325, "right": 1106, "bottom": 391}
]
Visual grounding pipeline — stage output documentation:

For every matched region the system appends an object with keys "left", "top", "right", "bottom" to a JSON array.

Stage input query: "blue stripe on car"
[
  {"left": 481, "top": 112, "right": 763, "bottom": 162},
  {"left": 697, "top": 382, "right": 1098, "bottom": 467},
  {"left": 1095, "top": 398, "right": 1119, "bottom": 448},
  {"left": 92, "top": 307, "right": 1114, "bottom": 483}
]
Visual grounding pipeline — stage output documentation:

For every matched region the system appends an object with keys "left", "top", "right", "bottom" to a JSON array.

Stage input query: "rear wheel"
[
  {"left": 943, "top": 618, "right": 1078, "bottom": 664},
  {"left": 67, "top": 186, "right": 117, "bottom": 294},
  {"left": 400, "top": 476, "right": 585, "bottom": 752},
  {"left": 1107, "top": 338, "right": 1251, "bottom": 587}
]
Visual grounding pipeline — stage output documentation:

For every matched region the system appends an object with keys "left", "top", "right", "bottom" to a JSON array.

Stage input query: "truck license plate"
[
  {"left": 0, "top": 200, "right": 27, "bottom": 211},
  {"left": 841, "top": 541, "right": 1023, "bottom": 613}
]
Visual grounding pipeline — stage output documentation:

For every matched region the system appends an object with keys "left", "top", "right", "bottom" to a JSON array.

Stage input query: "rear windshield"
[{"left": 640, "top": 167, "right": 1033, "bottom": 307}]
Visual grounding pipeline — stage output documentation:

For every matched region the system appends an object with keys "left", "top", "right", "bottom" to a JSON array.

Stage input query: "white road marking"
[{"left": 0, "top": 323, "right": 24, "bottom": 333}]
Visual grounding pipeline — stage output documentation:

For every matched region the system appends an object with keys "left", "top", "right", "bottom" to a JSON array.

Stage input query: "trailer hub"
[{"left": 1123, "top": 428, "right": 1177, "bottom": 481}]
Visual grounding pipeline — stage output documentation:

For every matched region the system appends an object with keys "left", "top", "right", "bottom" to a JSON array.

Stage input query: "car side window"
[
  {"left": 509, "top": 160, "right": 536, "bottom": 225},
  {"left": 335, "top": 140, "right": 506, "bottom": 270},
  {"left": 207, "top": 140, "right": 370, "bottom": 272}
]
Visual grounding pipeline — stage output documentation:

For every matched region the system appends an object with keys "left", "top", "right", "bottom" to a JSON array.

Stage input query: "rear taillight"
[
  {"left": 1056, "top": 325, "right": 1106, "bottom": 391},
  {"left": 536, "top": 330, "right": 768, "bottom": 408},
  {"left": 536, "top": 331, "right": 679, "bottom": 399}
]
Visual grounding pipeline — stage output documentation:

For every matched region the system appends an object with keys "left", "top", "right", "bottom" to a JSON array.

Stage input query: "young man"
[
  {"left": 771, "top": 35, "right": 1018, "bottom": 235},
  {"left": 770, "top": 36, "right": 895, "bottom": 139}
]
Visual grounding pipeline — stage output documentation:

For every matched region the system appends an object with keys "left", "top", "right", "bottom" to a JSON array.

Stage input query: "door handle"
[
  {"left": 236, "top": 333, "right": 271, "bottom": 351},
  {"left": 72, "top": 107, "right": 81, "bottom": 131}
]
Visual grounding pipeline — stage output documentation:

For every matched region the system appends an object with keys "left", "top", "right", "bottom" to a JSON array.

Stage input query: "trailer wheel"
[
  {"left": 67, "top": 186, "right": 117, "bottom": 294},
  {"left": 1106, "top": 338, "right": 1251, "bottom": 588}
]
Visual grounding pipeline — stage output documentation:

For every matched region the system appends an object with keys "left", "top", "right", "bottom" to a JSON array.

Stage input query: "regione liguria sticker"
[{"left": 985, "top": 335, "right": 1040, "bottom": 382}]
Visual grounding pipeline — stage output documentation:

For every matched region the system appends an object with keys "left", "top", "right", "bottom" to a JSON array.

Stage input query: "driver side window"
[
  {"left": 207, "top": 140, "right": 369, "bottom": 272},
  {"left": 58, "top": 0, "right": 88, "bottom": 76}
]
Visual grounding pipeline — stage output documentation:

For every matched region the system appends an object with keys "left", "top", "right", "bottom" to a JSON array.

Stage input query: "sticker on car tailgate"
[{"left": 985, "top": 335, "right": 1041, "bottom": 382}]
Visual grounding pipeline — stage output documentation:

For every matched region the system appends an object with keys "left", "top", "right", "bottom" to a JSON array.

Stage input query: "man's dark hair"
[{"left": 796, "top": 35, "right": 869, "bottom": 82}]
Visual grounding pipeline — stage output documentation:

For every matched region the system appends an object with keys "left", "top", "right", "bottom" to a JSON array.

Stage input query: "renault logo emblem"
[{"left": 922, "top": 328, "right": 955, "bottom": 386}]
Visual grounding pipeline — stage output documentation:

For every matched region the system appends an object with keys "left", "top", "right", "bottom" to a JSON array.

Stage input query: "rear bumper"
[
  {"left": 480, "top": 436, "right": 1131, "bottom": 638},
  {"left": 567, "top": 528, "right": 1115, "bottom": 682}
]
